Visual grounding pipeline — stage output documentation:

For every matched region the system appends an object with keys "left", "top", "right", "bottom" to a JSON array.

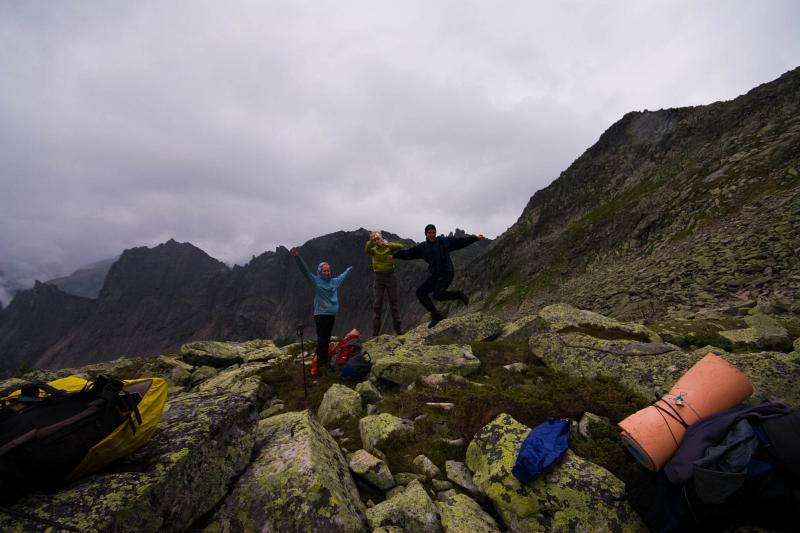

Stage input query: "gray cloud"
[{"left": 1, "top": 0, "right": 799, "bottom": 303}]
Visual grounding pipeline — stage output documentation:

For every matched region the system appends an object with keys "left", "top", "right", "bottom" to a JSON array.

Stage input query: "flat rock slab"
[
  {"left": 466, "top": 413, "right": 645, "bottom": 533},
  {"left": 536, "top": 303, "right": 661, "bottom": 342},
  {"left": 180, "top": 340, "right": 246, "bottom": 367},
  {"left": 412, "top": 313, "right": 506, "bottom": 345},
  {"left": 0, "top": 390, "right": 258, "bottom": 533},
  {"left": 194, "top": 363, "right": 273, "bottom": 408},
  {"left": 366, "top": 336, "right": 481, "bottom": 386},
  {"left": 531, "top": 331, "right": 800, "bottom": 407},
  {"left": 203, "top": 410, "right": 367, "bottom": 532}
]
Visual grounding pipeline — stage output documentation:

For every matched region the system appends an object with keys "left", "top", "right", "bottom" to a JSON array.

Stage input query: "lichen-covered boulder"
[
  {"left": 436, "top": 491, "right": 501, "bottom": 533},
  {"left": 466, "top": 413, "right": 646, "bottom": 533},
  {"left": 530, "top": 331, "right": 689, "bottom": 398},
  {"left": 531, "top": 330, "right": 800, "bottom": 407},
  {"left": 318, "top": 383, "right": 363, "bottom": 427},
  {"left": 0, "top": 390, "right": 258, "bottom": 533},
  {"left": 445, "top": 461, "right": 484, "bottom": 501},
  {"left": 413, "top": 454, "right": 442, "bottom": 480},
  {"left": 719, "top": 314, "right": 792, "bottom": 352},
  {"left": 239, "top": 339, "right": 285, "bottom": 363},
  {"left": 536, "top": 303, "right": 661, "bottom": 342},
  {"left": 180, "top": 341, "right": 245, "bottom": 368},
  {"left": 366, "top": 479, "right": 442, "bottom": 533},
  {"left": 356, "top": 380, "right": 383, "bottom": 404},
  {"left": 349, "top": 449, "right": 395, "bottom": 491},
  {"left": 359, "top": 413, "right": 415, "bottom": 454},
  {"left": 412, "top": 313, "right": 505, "bottom": 345},
  {"left": 498, "top": 314, "right": 541, "bottom": 343},
  {"left": 365, "top": 336, "right": 481, "bottom": 385},
  {"left": 203, "top": 410, "right": 367, "bottom": 532},
  {"left": 194, "top": 363, "right": 273, "bottom": 408},
  {"left": 794, "top": 336, "right": 800, "bottom": 354},
  {"left": 189, "top": 365, "right": 218, "bottom": 385}
]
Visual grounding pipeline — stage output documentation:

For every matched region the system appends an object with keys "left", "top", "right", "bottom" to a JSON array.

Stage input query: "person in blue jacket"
[
  {"left": 290, "top": 247, "right": 352, "bottom": 370},
  {"left": 394, "top": 224, "right": 484, "bottom": 328}
]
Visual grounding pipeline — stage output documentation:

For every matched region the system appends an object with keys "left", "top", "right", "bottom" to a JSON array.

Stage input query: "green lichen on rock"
[
  {"left": 366, "top": 479, "right": 442, "bottom": 532},
  {"left": 530, "top": 331, "right": 692, "bottom": 398},
  {"left": 359, "top": 413, "right": 415, "bottom": 454},
  {"left": 318, "top": 383, "right": 363, "bottom": 427},
  {"left": 0, "top": 390, "right": 258, "bottom": 533},
  {"left": 355, "top": 380, "right": 383, "bottom": 404},
  {"left": 537, "top": 303, "right": 661, "bottom": 342},
  {"left": 204, "top": 410, "right": 367, "bottom": 532},
  {"left": 180, "top": 341, "right": 245, "bottom": 368},
  {"left": 349, "top": 449, "right": 395, "bottom": 491},
  {"left": 465, "top": 413, "right": 645, "bottom": 533},
  {"left": 436, "top": 491, "right": 501, "bottom": 533},
  {"left": 238, "top": 339, "right": 285, "bottom": 363},
  {"left": 445, "top": 460, "right": 483, "bottom": 501},
  {"left": 195, "top": 363, "right": 273, "bottom": 408},
  {"left": 413, "top": 313, "right": 506, "bottom": 345},
  {"left": 719, "top": 314, "right": 792, "bottom": 351},
  {"left": 722, "top": 351, "right": 800, "bottom": 406},
  {"left": 365, "top": 335, "right": 481, "bottom": 385},
  {"left": 531, "top": 328, "right": 800, "bottom": 408}
]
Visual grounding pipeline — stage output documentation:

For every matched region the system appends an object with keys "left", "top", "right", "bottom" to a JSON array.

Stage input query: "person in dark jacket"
[
  {"left": 394, "top": 224, "right": 484, "bottom": 328},
  {"left": 290, "top": 247, "right": 352, "bottom": 371}
]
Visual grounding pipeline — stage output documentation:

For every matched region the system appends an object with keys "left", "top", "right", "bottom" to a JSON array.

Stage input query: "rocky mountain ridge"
[{"left": 0, "top": 230, "right": 488, "bottom": 374}]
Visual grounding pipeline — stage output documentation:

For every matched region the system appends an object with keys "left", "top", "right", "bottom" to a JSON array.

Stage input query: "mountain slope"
[{"left": 467, "top": 66, "right": 800, "bottom": 318}]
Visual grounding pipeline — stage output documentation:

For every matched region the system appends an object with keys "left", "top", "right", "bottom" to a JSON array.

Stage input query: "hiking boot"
[
  {"left": 459, "top": 293, "right": 470, "bottom": 307},
  {"left": 428, "top": 311, "right": 446, "bottom": 329}
]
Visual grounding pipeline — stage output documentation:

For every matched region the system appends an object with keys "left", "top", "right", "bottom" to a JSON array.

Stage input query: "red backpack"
[{"left": 330, "top": 329, "right": 362, "bottom": 367}]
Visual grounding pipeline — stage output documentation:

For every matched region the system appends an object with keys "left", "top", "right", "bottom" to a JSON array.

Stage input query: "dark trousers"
[
  {"left": 416, "top": 271, "right": 464, "bottom": 314},
  {"left": 314, "top": 314, "right": 335, "bottom": 366},
  {"left": 373, "top": 272, "right": 402, "bottom": 335}
]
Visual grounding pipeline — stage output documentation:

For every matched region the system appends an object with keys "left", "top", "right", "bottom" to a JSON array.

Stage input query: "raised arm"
[
  {"left": 291, "top": 249, "right": 314, "bottom": 284},
  {"left": 333, "top": 266, "right": 353, "bottom": 288}
]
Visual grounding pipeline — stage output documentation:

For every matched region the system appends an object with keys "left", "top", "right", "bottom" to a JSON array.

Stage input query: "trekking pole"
[{"left": 296, "top": 324, "right": 308, "bottom": 403}]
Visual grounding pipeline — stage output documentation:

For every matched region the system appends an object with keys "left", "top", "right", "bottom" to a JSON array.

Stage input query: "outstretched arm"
[
  {"left": 447, "top": 234, "right": 483, "bottom": 252},
  {"left": 290, "top": 248, "right": 314, "bottom": 284},
  {"left": 394, "top": 243, "right": 423, "bottom": 260},
  {"left": 333, "top": 266, "right": 353, "bottom": 288}
]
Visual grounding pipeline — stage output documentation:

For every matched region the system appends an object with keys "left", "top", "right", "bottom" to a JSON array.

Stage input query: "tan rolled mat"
[{"left": 618, "top": 353, "right": 754, "bottom": 471}]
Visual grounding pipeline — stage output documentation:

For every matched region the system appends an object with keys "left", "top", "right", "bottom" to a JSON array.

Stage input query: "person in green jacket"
[{"left": 365, "top": 230, "right": 404, "bottom": 336}]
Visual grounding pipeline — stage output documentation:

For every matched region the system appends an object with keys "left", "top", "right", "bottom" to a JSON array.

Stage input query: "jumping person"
[
  {"left": 290, "top": 247, "right": 352, "bottom": 372},
  {"left": 365, "top": 230, "right": 404, "bottom": 336},
  {"left": 394, "top": 224, "right": 484, "bottom": 328}
]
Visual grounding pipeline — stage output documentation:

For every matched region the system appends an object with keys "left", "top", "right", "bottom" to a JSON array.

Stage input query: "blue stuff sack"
[
  {"left": 340, "top": 351, "right": 372, "bottom": 382},
  {"left": 512, "top": 419, "right": 571, "bottom": 484}
]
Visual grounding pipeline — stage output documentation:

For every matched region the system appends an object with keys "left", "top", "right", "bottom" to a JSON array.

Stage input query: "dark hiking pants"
[
  {"left": 416, "top": 271, "right": 464, "bottom": 314},
  {"left": 373, "top": 271, "right": 402, "bottom": 335},
  {"left": 314, "top": 314, "right": 335, "bottom": 367}
]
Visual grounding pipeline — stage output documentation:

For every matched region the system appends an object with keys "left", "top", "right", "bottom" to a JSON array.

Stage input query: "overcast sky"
[{"left": 1, "top": 0, "right": 799, "bottom": 306}]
